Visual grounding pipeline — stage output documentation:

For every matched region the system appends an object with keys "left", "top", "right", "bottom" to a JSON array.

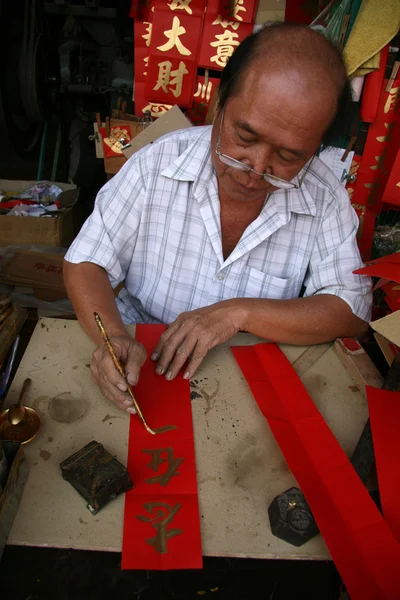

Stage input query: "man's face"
[{"left": 211, "top": 66, "right": 337, "bottom": 202}]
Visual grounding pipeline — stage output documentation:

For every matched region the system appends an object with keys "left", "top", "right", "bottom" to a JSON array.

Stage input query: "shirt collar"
[
  {"left": 160, "top": 126, "right": 214, "bottom": 200},
  {"left": 161, "top": 126, "right": 316, "bottom": 217}
]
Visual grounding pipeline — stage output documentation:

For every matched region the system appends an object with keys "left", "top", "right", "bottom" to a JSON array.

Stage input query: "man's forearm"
[
  {"left": 63, "top": 260, "right": 127, "bottom": 346},
  {"left": 233, "top": 295, "right": 368, "bottom": 345}
]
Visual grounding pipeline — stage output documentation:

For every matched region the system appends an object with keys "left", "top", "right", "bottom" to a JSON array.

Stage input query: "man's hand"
[
  {"left": 151, "top": 300, "right": 246, "bottom": 381},
  {"left": 90, "top": 334, "right": 146, "bottom": 413}
]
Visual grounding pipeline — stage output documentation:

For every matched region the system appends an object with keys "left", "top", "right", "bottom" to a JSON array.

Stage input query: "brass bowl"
[{"left": 0, "top": 406, "right": 41, "bottom": 444}]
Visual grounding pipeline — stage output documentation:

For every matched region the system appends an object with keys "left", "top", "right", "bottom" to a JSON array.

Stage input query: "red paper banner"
[
  {"left": 99, "top": 125, "right": 132, "bottom": 157},
  {"left": 155, "top": 0, "right": 207, "bottom": 18},
  {"left": 367, "top": 386, "right": 400, "bottom": 542},
  {"left": 352, "top": 77, "right": 400, "bottom": 212},
  {"left": 145, "top": 55, "right": 197, "bottom": 106},
  {"left": 382, "top": 148, "right": 400, "bottom": 208},
  {"left": 198, "top": 0, "right": 253, "bottom": 70},
  {"left": 151, "top": 11, "right": 202, "bottom": 61},
  {"left": 122, "top": 324, "right": 202, "bottom": 570},
  {"left": 186, "top": 74, "right": 219, "bottom": 124},
  {"left": 232, "top": 343, "right": 400, "bottom": 600}
]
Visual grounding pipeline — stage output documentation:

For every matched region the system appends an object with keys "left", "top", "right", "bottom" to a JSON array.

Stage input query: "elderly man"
[{"left": 64, "top": 23, "right": 372, "bottom": 414}]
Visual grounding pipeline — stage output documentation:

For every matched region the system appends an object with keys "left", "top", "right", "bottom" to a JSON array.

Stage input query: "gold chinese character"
[
  {"left": 143, "top": 448, "right": 184, "bottom": 486},
  {"left": 210, "top": 30, "right": 240, "bottom": 68},
  {"left": 230, "top": 0, "right": 246, "bottom": 21},
  {"left": 103, "top": 127, "right": 130, "bottom": 154},
  {"left": 168, "top": 0, "right": 193, "bottom": 15},
  {"left": 137, "top": 502, "right": 182, "bottom": 554},
  {"left": 364, "top": 180, "right": 382, "bottom": 208},
  {"left": 376, "top": 122, "right": 395, "bottom": 143},
  {"left": 157, "top": 16, "right": 191, "bottom": 56},
  {"left": 142, "top": 22, "right": 152, "bottom": 47},
  {"left": 143, "top": 103, "right": 173, "bottom": 118},
  {"left": 397, "top": 182, "right": 400, "bottom": 188},
  {"left": 384, "top": 86, "right": 399, "bottom": 114},
  {"left": 194, "top": 81, "right": 213, "bottom": 102},
  {"left": 143, "top": 56, "right": 149, "bottom": 76},
  {"left": 153, "top": 60, "right": 188, "bottom": 98},
  {"left": 369, "top": 148, "right": 387, "bottom": 175},
  {"left": 212, "top": 14, "right": 240, "bottom": 30}
]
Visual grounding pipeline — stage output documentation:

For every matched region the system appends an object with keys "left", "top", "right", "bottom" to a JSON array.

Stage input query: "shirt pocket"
[{"left": 240, "top": 266, "right": 302, "bottom": 300}]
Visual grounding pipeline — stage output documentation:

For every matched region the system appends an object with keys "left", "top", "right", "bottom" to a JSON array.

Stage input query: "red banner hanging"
[
  {"left": 186, "top": 74, "right": 220, "bottom": 124},
  {"left": 367, "top": 386, "right": 400, "bottom": 542},
  {"left": 122, "top": 324, "right": 202, "bottom": 570},
  {"left": 145, "top": 6, "right": 202, "bottom": 106},
  {"left": 145, "top": 55, "right": 197, "bottom": 106},
  {"left": 232, "top": 343, "right": 400, "bottom": 600},
  {"left": 352, "top": 77, "right": 400, "bottom": 213},
  {"left": 198, "top": 0, "right": 253, "bottom": 70}
]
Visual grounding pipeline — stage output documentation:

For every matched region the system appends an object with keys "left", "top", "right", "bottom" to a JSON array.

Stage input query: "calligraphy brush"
[{"left": 94, "top": 312, "right": 175, "bottom": 435}]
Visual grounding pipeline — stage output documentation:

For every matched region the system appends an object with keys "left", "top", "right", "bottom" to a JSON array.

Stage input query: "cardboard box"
[
  {"left": 0, "top": 251, "right": 66, "bottom": 299},
  {"left": 122, "top": 105, "right": 192, "bottom": 160},
  {"left": 0, "top": 180, "right": 79, "bottom": 247},
  {"left": 0, "top": 442, "right": 29, "bottom": 560}
]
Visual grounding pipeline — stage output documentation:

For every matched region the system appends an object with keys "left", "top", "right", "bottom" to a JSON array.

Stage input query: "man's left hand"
[{"left": 151, "top": 300, "right": 246, "bottom": 381}]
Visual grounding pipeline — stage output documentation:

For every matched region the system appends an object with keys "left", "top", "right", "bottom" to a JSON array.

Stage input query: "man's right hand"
[{"left": 90, "top": 334, "right": 146, "bottom": 413}]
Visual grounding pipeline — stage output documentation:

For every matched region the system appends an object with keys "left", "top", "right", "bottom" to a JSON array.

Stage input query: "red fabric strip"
[
  {"left": 122, "top": 324, "right": 202, "bottom": 570},
  {"left": 232, "top": 343, "right": 400, "bottom": 600},
  {"left": 367, "top": 386, "right": 400, "bottom": 543}
]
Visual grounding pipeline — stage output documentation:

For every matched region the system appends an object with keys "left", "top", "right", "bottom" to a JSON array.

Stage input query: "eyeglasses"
[{"left": 215, "top": 109, "right": 312, "bottom": 190}]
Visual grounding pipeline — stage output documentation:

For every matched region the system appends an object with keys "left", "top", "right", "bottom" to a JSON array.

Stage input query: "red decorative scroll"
[
  {"left": 367, "top": 386, "right": 400, "bottom": 542},
  {"left": 232, "top": 343, "right": 400, "bottom": 600},
  {"left": 198, "top": 0, "right": 253, "bottom": 70},
  {"left": 145, "top": 55, "right": 197, "bottom": 106},
  {"left": 144, "top": 6, "right": 202, "bottom": 107},
  {"left": 351, "top": 77, "right": 400, "bottom": 212},
  {"left": 382, "top": 148, "right": 400, "bottom": 208},
  {"left": 122, "top": 324, "right": 202, "bottom": 570},
  {"left": 99, "top": 125, "right": 132, "bottom": 157},
  {"left": 186, "top": 75, "right": 220, "bottom": 124}
]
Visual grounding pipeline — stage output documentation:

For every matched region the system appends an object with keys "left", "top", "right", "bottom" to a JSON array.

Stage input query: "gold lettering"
[
  {"left": 143, "top": 56, "right": 149, "bottom": 76},
  {"left": 153, "top": 60, "right": 188, "bottom": 98},
  {"left": 369, "top": 148, "right": 387, "bottom": 175},
  {"left": 210, "top": 30, "right": 240, "bottom": 68},
  {"left": 142, "top": 22, "right": 152, "bottom": 47},
  {"left": 212, "top": 14, "right": 240, "bottom": 30},
  {"left": 157, "top": 16, "right": 191, "bottom": 56},
  {"left": 143, "top": 448, "right": 184, "bottom": 486},
  {"left": 137, "top": 502, "right": 182, "bottom": 554},
  {"left": 193, "top": 81, "right": 213, "bottom": 102},
  {"left": 103, "top": 127, "right": 130, "bottom": 154},
  {"left": 376, "top": 122, "right": 395, "bottom": 143},
  {"left": 142, "top": 103, "right": 173, "bottom": 118},
  {"left": 231, "top": 0, "right": 246, "bottom": 21},
  {"left": 384, "top": 86, "right": 399, "bottom": 114},
  {"left": 168, "top": 0, "right": 193, "bottom": 15}
]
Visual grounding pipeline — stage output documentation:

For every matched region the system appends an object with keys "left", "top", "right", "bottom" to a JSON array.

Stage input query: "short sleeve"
[
  {"left": 303, "top": 185, "right": 372, "bottom": 321},
  {"left": 64, "top": 154, "right": 147, "bottom": 287}
]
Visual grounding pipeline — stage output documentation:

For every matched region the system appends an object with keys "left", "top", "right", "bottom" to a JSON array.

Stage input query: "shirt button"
[{"left": 216, "top": 274, "right": 224, "bottom": 281}]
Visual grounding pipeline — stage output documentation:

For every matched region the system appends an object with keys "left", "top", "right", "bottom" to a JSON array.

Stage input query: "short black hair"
[{"left": 217, "top": 22, "right": 353, "bottom": 147}]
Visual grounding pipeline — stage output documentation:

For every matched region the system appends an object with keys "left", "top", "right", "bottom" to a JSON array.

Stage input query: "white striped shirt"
[{"left": 65, "top": 126, "right": 372, "bottom": 324}]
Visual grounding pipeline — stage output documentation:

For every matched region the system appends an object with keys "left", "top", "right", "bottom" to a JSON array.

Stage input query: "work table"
[{"left": 5, "top": 318, "right": 370, "bottom": 560}]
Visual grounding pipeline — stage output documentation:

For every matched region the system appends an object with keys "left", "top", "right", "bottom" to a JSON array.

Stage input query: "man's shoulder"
[
  {"left": 135, "top": 125, "right": 211, "bottom": 162},
  {"left": 303, "top": 155, "right": 350, "bottom": 212}
]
